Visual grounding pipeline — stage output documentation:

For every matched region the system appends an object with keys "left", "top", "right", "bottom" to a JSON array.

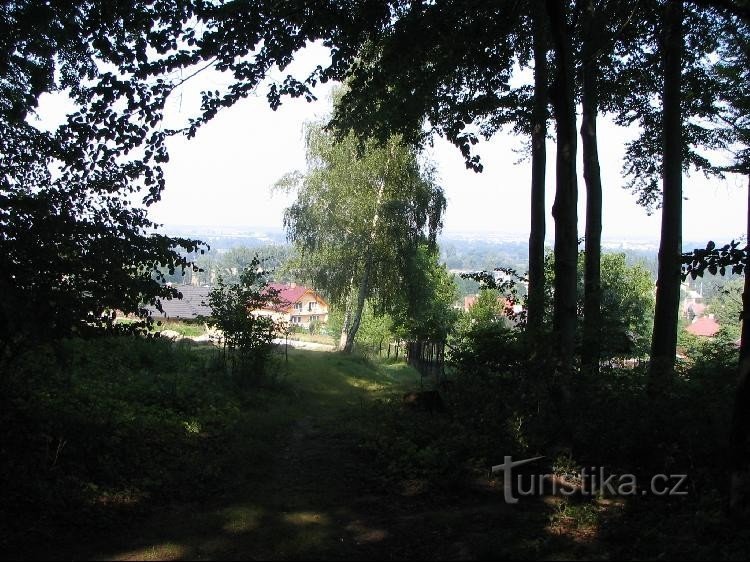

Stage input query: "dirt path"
[{"left": 273, "top": 338, "right": 336, "bottom": 352}]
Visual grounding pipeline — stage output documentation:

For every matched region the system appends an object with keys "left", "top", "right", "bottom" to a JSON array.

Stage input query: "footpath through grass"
[
  {"left": 89, "top": 348, "right": 436, "bottom": 561},
  {"left": 73, "top": 347, "right": 624, "bottom": 561}
]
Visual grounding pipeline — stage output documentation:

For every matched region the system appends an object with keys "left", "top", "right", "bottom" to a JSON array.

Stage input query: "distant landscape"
[{"left": 161, "top": 224, "right": 738, "bottom": 297}]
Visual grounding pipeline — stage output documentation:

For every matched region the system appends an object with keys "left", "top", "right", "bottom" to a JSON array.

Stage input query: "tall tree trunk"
[
  {"left": 546, "top": 0, "right": 579, "bottom": 366},
  {"left": 581, "top": 0, "right": 603, "bottom": 375},
  {"left": 649, "top": 0, "right": 683, "bottom": 390},
  {"left": 341, "top": 179, "right": 387, "bottom": 353},
  {"left": 527, "top": 0, "right": 549, "bottom": 334},
  {"left": 343, "top": 252, "right": 373, "bottom": 353},
  {"left": 338, "top": 281, "right": 354, "bottom": 351},
  {"left": 730, "top": 174, "right": 750, "bottom": 515}
]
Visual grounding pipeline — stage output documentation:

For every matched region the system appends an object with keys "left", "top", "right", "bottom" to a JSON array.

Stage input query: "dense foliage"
[{"left": 0, "top": 2, "right": 207, "bottom": 357}]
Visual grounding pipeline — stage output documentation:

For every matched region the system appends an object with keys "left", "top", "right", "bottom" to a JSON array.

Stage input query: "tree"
[
  {"left": 206, "top": 257, "right": 280, "bottom": 383},
  {"left": 329, "top": 2, "right": 557, "bottom": 337},
  {"left": 708, "top": 278, "right": 743, "bottom": 338},
  {"left": 277, "top": 122, "right": 445, "bottom": 352},
  {"left": 604, "top": 0, "right": 726, "bottom": 382},
  {"left": 596, "top": 254, "right": 656, "bottom": 359},
  {"left": 0, "top": 1, "right": 207, "bottom": 359},
  {"left": 390, "top": 244, "right": 460, "bottom": 342},
  {"left": 680, "top": 10, "right": 750, "bottom": 512},
  {"left": 465, "top": 288, "right": 512, "bottom": 328},
  {"left": 545, "top": 0, "right": 579, "bottom": 368},
  {"left": 528, "top": 0, "right": 551, "bottom": 334},
  {"left": 649, "top": 0, "right": 685, "bottom": 389},
  {"left": 543, "top": 251, "right": 655, "bottom": 360}
]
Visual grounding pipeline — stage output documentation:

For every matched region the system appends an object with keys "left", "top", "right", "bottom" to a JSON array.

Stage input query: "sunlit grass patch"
[
  {"left": 222, "top": 505, "right": 265, "bottom": 534},
  {"left": 282, "top": 511, "right": 330, "bottom": 526},
  {"left": 152, "top": 319, "right": 208, "bottom": 337},
  {"left": 111, "top": 542, "right": 188, "bottom": 561}
]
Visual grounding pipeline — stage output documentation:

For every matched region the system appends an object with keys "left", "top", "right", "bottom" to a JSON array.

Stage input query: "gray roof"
[{"left": 148, "top": 285, "right": 213, "bottom": 319}]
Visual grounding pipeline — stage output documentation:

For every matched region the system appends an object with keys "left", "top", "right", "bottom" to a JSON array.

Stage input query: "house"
[
  {"left": 686, "top": 314, "right": 721, "bottom": 337},
  {"left": 146, "top": 285, "right": 212, "bottom": 320},
  {"left": 682, "top": 284, "right": 705, "bottom": 320},
  {"left": 463, "top": 295, "right": 478, "bottom": 311},
  {"left": 463, "top": 293, "right": 521, "bottom": 316},
  {"left": 254, "top": 283, "right": 329, "bottom": 329}
]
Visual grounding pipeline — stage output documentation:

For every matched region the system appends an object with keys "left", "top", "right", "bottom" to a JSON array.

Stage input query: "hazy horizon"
[{"left": 35, "top": 42, "right": 749, "bottom": 247}]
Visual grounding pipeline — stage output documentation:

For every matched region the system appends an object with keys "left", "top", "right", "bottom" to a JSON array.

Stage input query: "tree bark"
[
  {"left": 730, "top": 174, "right": 750, "bottom": 515},
  {"left": 649, "top": 0, "right": 683, "bottom": 390},
  {"left": 343, "top": 252, "right": 372, "bottom": 353},
  {"left": 527, "top": 0, "right": 549, "bottom": 334},
  {"left": 338, "top": 286, "right": 353, "bottom": 351},
  {"left": 546, "top": 0, "right": 579, "bottom": 366},
  {"left": 581, "top": 0, "right": 603, "bottom": 375},
  {"left": 341, "top": 178, "right": 386, "bottom": 353}
]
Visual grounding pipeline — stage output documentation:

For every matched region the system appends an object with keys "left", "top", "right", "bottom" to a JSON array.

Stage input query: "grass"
[
  {"left": 114, "top": 317, "right": 209, "bottom": 337},
  {"left": 7, "top": 338, "right": 750, "bottom": 560},
  {"left": 282, "top": 349, "right": 420, "bottom": 412},
  {"left": 1, "top": 338, "right": 424, "bottom": 560},
  {"left": 152, "top": 319, "right": 208, "bottom": 337},
  {"left": 70, "top": 347, "right": 427, "bottom": 561},
  {"left": 284, "top": 331, "right": 337, "bottom": 346}
]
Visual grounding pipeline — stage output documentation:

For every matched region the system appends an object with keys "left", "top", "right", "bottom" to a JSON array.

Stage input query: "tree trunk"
[
  {"left": 338, "top": 305, "right": 352, "bottom": 350},
  {"left": 341, "top": 178, "right": 387, "bottom": 353},
  {"left": 649, "top": 0, "right": 683, "bottom": 390},
  {"left": 338, "top": 276, "right": 355, "bottom": 350},
  {"left": 343, "top": 253, "right": 372, "bottom": 353},
  {"left": 527, "top": 0, "right": 549, "bottom": 334},
  {"left": 581, "top": 0, "right": 603, "bottom": 375},
  {"left": 730, "top": 174, "right": 750, "bottom": 515},
  {"left": 546, "top": 0, "right": 578, "bottom": 366}
]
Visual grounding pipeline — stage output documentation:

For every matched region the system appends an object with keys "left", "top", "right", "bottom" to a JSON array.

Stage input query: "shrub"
[{"left": 205, "top": 257, "right": 281, "bottom": 385}]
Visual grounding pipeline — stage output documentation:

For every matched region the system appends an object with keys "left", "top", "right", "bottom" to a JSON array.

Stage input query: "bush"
[
  {"left": 206, "top": 257, "right": 281, "bottom": 385},
  {"left": 363, "top": 318, "right": 742, "bottom": 501}
]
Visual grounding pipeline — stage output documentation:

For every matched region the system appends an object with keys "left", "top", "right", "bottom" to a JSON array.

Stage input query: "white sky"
[{"left": 33, "top": 43, "right": 748, "bottom": 245}]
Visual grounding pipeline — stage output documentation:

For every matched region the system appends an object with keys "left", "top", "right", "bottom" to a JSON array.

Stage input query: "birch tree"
[{"left": 277, "top": 123, "right": 445, "bottom": 352}]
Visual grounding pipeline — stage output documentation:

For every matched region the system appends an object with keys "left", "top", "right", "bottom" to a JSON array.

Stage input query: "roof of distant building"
[
  {"left": 148, "top": 285, "right": 212, "bottom": 319},
  {"left": 263, "top": 283, "right": 328, "bottom": 312},
  {"left": 686, "top": 315, "right": 721, "bottom": 337},
  {"left": 268, "top": 283, "right": 308, "bottom": 306}
]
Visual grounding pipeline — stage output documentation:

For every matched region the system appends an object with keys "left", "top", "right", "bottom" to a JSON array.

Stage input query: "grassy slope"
[
  {"left": 87, "top": 348, "right": 632, "bottom": 561},
  {"left": 49, "top": 348, "right": 558, "bottom": 561},
  {"left": 13, "top": 343, "right": 740, "bottom": 561},
  {"left": 73, "top": 349, "right": 431, "bottom": 561}
]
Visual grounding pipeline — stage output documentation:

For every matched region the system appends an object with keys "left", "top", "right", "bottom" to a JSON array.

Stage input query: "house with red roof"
[
  {"left": 463, "top": 293, "right": 522, "bottom": 317},
  {"left": 686, "top": 314, "right": 721, "bottom": 338},
  {"left": 254, "top": 283, "right": 329, "bottom": 329}
]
